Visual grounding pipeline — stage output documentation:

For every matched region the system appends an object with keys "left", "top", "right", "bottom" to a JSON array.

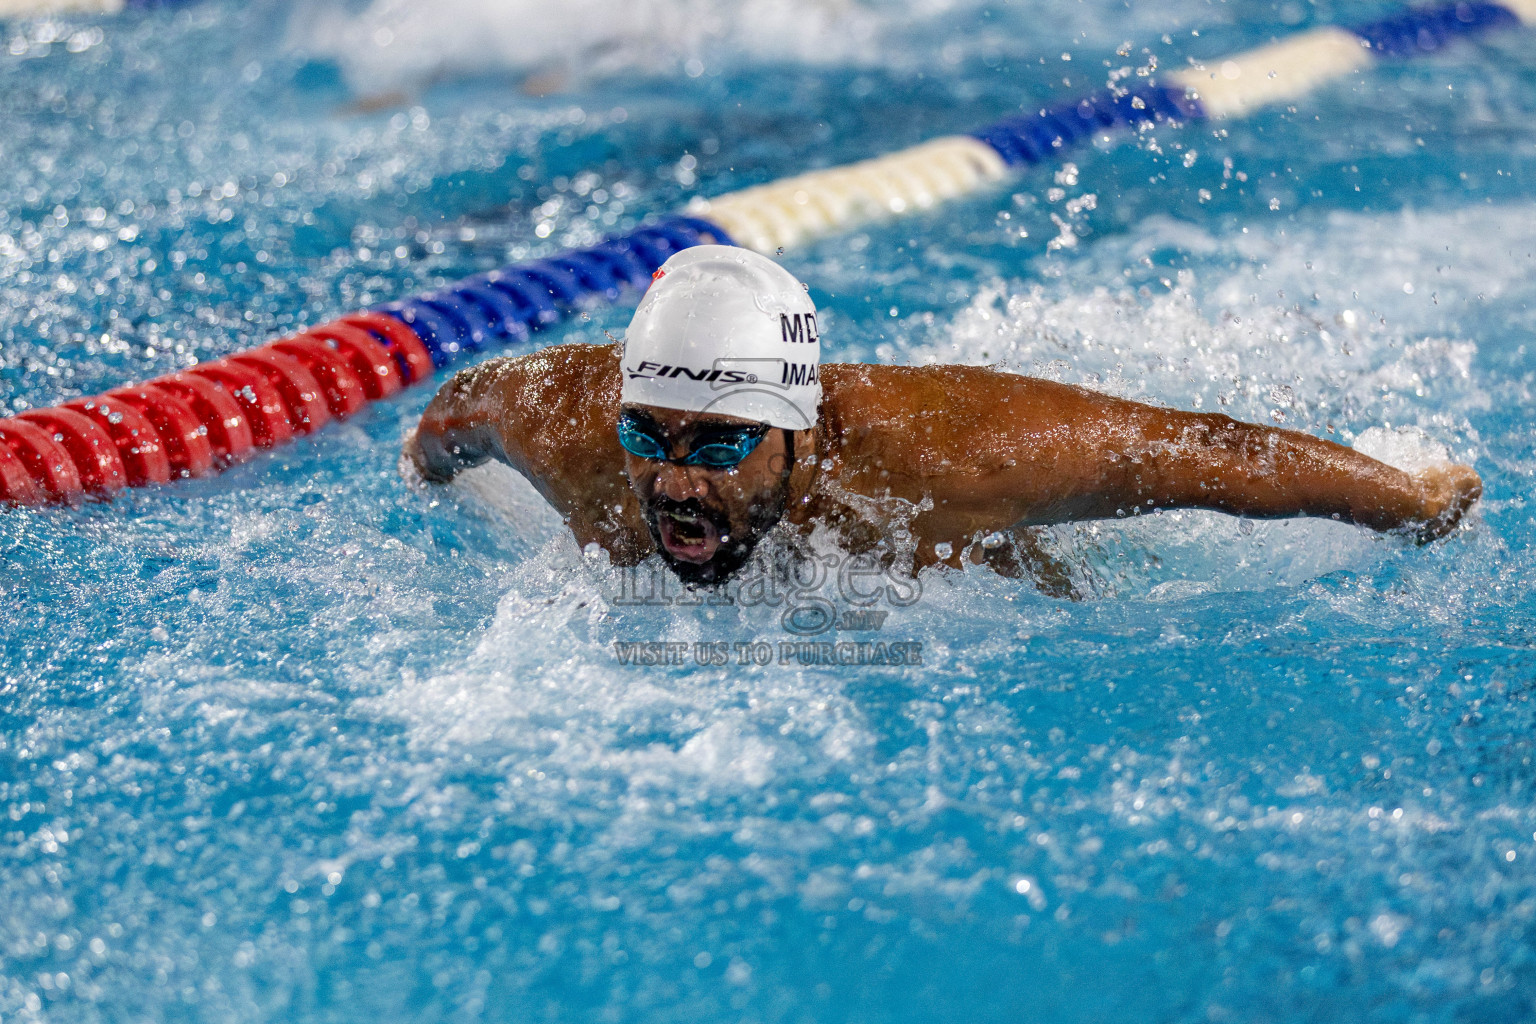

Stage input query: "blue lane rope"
[
  {"left": 375, "top": 216, "right": 733, "bottom": 367},
  {"left": 973, "top": 84, "right": 1202, "bottom": 169},
  {"left": 1352, "top": 1, "right": 1518, "bottom": 56},
  {"left": 975, "top": 0, "right": 1523, "bottom": 167}
]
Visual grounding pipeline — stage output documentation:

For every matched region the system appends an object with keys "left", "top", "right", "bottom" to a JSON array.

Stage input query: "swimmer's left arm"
[
  {"left": 929, "top": 371, "right": 1480, "bottom": 542},
  {"left": 1098, "top": 405, "right": 1482, "bottom": 542}
]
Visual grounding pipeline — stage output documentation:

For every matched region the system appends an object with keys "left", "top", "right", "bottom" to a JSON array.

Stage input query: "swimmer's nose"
[{"left": 653, "top": 462, "right": 709, "bottom": 502}]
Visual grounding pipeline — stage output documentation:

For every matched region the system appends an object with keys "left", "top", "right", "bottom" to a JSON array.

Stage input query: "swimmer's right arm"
[
  {"left": 404, "top": 361, "right": 519, "bottom": 483},
  {"left": 402, "top": 342, "right": 632, "bottom": 506},
  {"left": 402, "top": 344, "right": 650, "bottom": 560}
]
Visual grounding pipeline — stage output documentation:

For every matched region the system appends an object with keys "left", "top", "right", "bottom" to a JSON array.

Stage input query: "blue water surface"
[{"left": 1, "top": 1, "right": 1535, "bottom": 1021}]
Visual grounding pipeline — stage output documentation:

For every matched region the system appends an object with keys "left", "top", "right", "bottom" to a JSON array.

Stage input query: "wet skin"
[{"left": 404, "top": 342, "right": 1482, "bottom": 581}]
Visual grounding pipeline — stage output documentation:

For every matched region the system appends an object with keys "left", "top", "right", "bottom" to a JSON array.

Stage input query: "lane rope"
[{"left": 1, "top": 0, "right": 1530, "bottom": 505}]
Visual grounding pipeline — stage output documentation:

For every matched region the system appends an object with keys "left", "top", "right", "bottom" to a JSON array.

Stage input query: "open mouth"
[{"left": 657, "top": 507, "right": 722, "bottom": 564}]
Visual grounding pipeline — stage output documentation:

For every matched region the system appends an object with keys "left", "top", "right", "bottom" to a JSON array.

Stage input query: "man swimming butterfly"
[{"left": 403, "top": 246, "right": 1480, "bottom": 588}]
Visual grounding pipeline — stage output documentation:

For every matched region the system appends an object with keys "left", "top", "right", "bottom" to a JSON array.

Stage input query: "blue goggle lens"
[
  {"left": 689, "top": 440, "right": 759, "bottom": 467},
  {"left": 616, "top": 418, "right": 670, "bottom": 460},
  {"left": 617, "top": 416, "right": 766, "bottom": 468}
]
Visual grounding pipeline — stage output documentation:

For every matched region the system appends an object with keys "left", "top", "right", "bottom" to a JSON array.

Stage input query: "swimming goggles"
[{"left": 616, "top": 413, "right": 768, "bottom": 468}]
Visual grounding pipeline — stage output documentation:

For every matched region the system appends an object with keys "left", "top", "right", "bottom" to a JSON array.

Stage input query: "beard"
[{"left": 643, "top": 486, "right": 790, "bottom": 587}]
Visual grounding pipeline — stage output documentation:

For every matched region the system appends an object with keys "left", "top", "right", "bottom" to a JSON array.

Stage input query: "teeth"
[{"left": 669, "top": 511, "right": 699, "bottom": 525}]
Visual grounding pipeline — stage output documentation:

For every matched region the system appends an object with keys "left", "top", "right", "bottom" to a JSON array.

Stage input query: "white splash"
[{"left": 1351, "top": 426, "right": 1451, "bottom": 474}]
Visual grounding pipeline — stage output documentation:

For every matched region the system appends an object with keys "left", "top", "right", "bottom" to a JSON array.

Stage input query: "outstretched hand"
[
  {"left": 398, "top": 427, "right": 455, "bottom": 489},
  {"left": 1411, "top": 464, "right": 1482, "bottom": 543}
]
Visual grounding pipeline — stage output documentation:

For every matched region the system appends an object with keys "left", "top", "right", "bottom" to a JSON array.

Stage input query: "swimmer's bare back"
[{"left": 405, "top": 342, "right": 1481, "bottom": 566}]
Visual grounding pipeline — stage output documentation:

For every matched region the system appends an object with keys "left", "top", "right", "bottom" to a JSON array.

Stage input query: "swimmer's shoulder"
[
  {"left": 434, "top": 343, "right": 621, "bottom": 473},
  {"left": 469, "top": 342, "right": 620, "bottom": 416},
  {"left": 819, "top": 362, "right": 1115, "bottom": 458},
  {"left": 820, "top": 361, "right": 1062, "bottom": 419},
  {"left": 483, "top": 340, "right": 618, "bottom": 387}
]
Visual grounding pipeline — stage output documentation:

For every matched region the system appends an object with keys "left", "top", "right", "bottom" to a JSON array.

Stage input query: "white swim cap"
[{"left": 620, "top": 245, "right": 820, "bottom": 430}]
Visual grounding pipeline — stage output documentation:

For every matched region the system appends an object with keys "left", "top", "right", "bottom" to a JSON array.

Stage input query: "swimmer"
[
  {"left": 303, "top": 0, "right": 880, "bottom": 110},
  {"left": 403, "top": 245, "right": 1481, "bottom": 588}
]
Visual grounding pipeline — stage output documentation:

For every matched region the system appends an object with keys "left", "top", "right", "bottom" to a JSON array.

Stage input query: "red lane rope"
[
  {"left": 0, "top": 417, "right": 85, "bottom": 502},
  {"left": 63, "top": 396, "right": 172, "bottom": 487},
  {"left": 336, "top": 312, "right": 435, "bottom": 386},
  {"left": 188, "top": 359, "right": 295, "bottom": 450},
  {"left": 17, "top": 407, "right": 126, "bottom": 495},
  {"left": 0, "top": 313, "right": 433, "bottom": 506},
  {"left": 302, "top": 322, "right": 406, "bottom": 400},
  {"left": 105, "top": 383, "right": 216, "bottom": 480},
  {"left": 269, "top": 336, "right": 370, "bottom": 419},
  {"left": 0, "top": 438, "right": 43, "bottom": 504},
  {"left": 150, "top": 372, "right": 257, "bottom": 464},
  {"left": 226, "top": 349, "right": 333, "bottom": 436}
]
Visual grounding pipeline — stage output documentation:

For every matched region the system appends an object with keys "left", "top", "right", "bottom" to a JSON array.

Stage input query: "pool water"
[{"left": 3, "top": 1, "right": 1536, "bottom": 1020}]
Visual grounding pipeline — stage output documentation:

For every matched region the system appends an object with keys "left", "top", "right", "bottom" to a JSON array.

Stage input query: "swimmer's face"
[{"left": 620, "top": 404, "right": 797, "bottom": 586}]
